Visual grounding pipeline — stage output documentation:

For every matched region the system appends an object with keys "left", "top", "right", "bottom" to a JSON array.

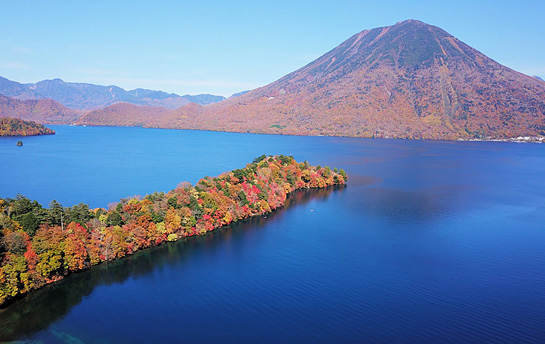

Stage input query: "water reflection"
[
  {"left": 0, "top": 185, "right": 345, "bottom": 341},
  {"left": 345, "top": 175, "right": 476, "bottom": 225}
]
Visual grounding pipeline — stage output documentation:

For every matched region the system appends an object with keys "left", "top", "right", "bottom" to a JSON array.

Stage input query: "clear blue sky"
[{"left": 1, "top": 0, "right": 544, "bottom": 97}]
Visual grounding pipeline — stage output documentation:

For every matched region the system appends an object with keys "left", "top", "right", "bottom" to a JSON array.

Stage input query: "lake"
[{"left": 1, "top": 126, "right": 545, "bottom": 343}]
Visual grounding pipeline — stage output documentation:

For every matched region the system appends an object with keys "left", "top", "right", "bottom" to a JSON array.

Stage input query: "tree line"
[
  {"left": 0, "top": 155, "right": 346, "bottom": 307},
  {"left": 0, "top": 117, "right": 55, "bottom": 136}
]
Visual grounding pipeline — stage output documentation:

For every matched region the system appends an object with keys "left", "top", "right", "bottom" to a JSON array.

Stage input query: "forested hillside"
[{"left": 0, "top": 117, "right": 55, "bottom": 136}]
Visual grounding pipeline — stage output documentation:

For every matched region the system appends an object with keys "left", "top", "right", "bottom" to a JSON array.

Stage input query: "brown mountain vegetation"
[
  {"left": 0, "top": 95, "right": 82, "bottom": 125},
  {"left": 164, "top": 19, "right": 545, "bottom": 140},
  {"left": 78, "top": 102, "right": 172, "bottom": 127}
]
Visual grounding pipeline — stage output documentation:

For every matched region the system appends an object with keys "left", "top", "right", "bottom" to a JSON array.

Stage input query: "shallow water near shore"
[{"left": 1, "top": 126, "right": 545, "bottom": 343}]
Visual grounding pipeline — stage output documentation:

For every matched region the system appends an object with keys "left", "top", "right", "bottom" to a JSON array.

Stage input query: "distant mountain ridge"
[
  {"left": 79, "top": 102, "right": 171, "bottom": 127},
  {"left": 0, "top": 76, "right": 226, "bottom": 110},
  {"left": 0, "top": 94, "right": 81, "bottom": 124}
]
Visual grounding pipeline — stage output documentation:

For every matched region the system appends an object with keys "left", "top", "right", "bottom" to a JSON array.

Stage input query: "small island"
[
  {"left": 0, "top": 155, "right": 347, "bottom": 307},
  {"left": 0, "top": 117, "right": 55, "bottom": 137}
]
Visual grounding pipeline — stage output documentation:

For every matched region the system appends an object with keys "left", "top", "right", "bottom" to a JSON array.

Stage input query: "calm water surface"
[{"left": 0, "top": 126, "right": 544, "bottom": 343}]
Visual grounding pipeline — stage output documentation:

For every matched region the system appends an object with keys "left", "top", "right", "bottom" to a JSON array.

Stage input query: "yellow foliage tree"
[{"left": 164, "top": 208, "right": 182, "bottom": 235}]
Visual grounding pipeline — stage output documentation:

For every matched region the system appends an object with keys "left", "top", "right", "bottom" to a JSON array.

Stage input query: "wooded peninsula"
[
  {"left": 0, "top": 117, "right": 55, "bottom": 137},
  {"left": 0, "top": 155, "right": 347, "bottom": 307}
]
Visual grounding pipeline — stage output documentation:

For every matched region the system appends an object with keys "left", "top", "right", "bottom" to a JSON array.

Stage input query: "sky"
[{"left": 1, "top": 0, "right": 544, "bottom": 97}]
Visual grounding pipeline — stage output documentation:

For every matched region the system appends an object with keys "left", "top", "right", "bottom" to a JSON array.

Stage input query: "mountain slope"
[
  {"left": 78, "top": 102, "right": 172, "bottom": 127},
  {"left": 168, "top": 20, "right": 545, "bottom": 139},
  {"left": 0, "top": 95, "right": 82, "bottom": 124},
  {"left": 0, "top": 77, "right": 226, "bottom": 110}
]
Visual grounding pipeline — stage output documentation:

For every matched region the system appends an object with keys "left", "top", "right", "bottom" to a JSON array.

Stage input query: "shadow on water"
[{"left": 0, "top": 185, "right": 345, "bottom": 341}]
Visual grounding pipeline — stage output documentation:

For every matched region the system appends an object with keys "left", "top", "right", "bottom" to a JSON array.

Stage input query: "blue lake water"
[{"left": 1, "top": 126, "right": 545, "bottom": 343}]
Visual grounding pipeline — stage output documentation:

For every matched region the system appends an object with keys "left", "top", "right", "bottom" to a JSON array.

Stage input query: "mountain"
[
  {"left": 0, "top": 95, "right": 82, "bottom": 124},
  {"left": 184, "top": 94, "right": 226, "bottom": 105},
  {"left": 5, "top": 20, "right": 544, "bottom": 140},
  {"left": 78, "top": 102, "right": 172, "bottom": 127},
  {"left": 162, "top": 19, "right": 545, "bottom": 139},
  {"left": 0, "top": 77, "right": 226, "bottom": 110},
  {"left": 229, "top": 90, "right": 250, "bottom": 98}
]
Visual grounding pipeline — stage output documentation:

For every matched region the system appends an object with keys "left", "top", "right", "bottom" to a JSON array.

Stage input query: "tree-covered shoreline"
[
  {"left": 0, "top": 155, "right": 346, "bottom": 307},
  {"left": 0, "top": 117, "right": 55, "bottom": 137}
]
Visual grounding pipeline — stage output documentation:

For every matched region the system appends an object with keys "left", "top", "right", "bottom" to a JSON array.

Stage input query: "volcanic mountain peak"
[
  {"left": 196, "top": 20, "right": 545, "bottom": 139},
  {"left": 269, "top": 19, "right": 485, "bottom": 94}
]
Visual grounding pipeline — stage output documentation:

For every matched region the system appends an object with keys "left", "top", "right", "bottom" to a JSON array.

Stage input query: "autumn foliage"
[
  {"left": 0, "top": 155, "right": 346, "bottom": 307},
  {"left": 0, "top": 117, "right": 55, "bottom": 136}
]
